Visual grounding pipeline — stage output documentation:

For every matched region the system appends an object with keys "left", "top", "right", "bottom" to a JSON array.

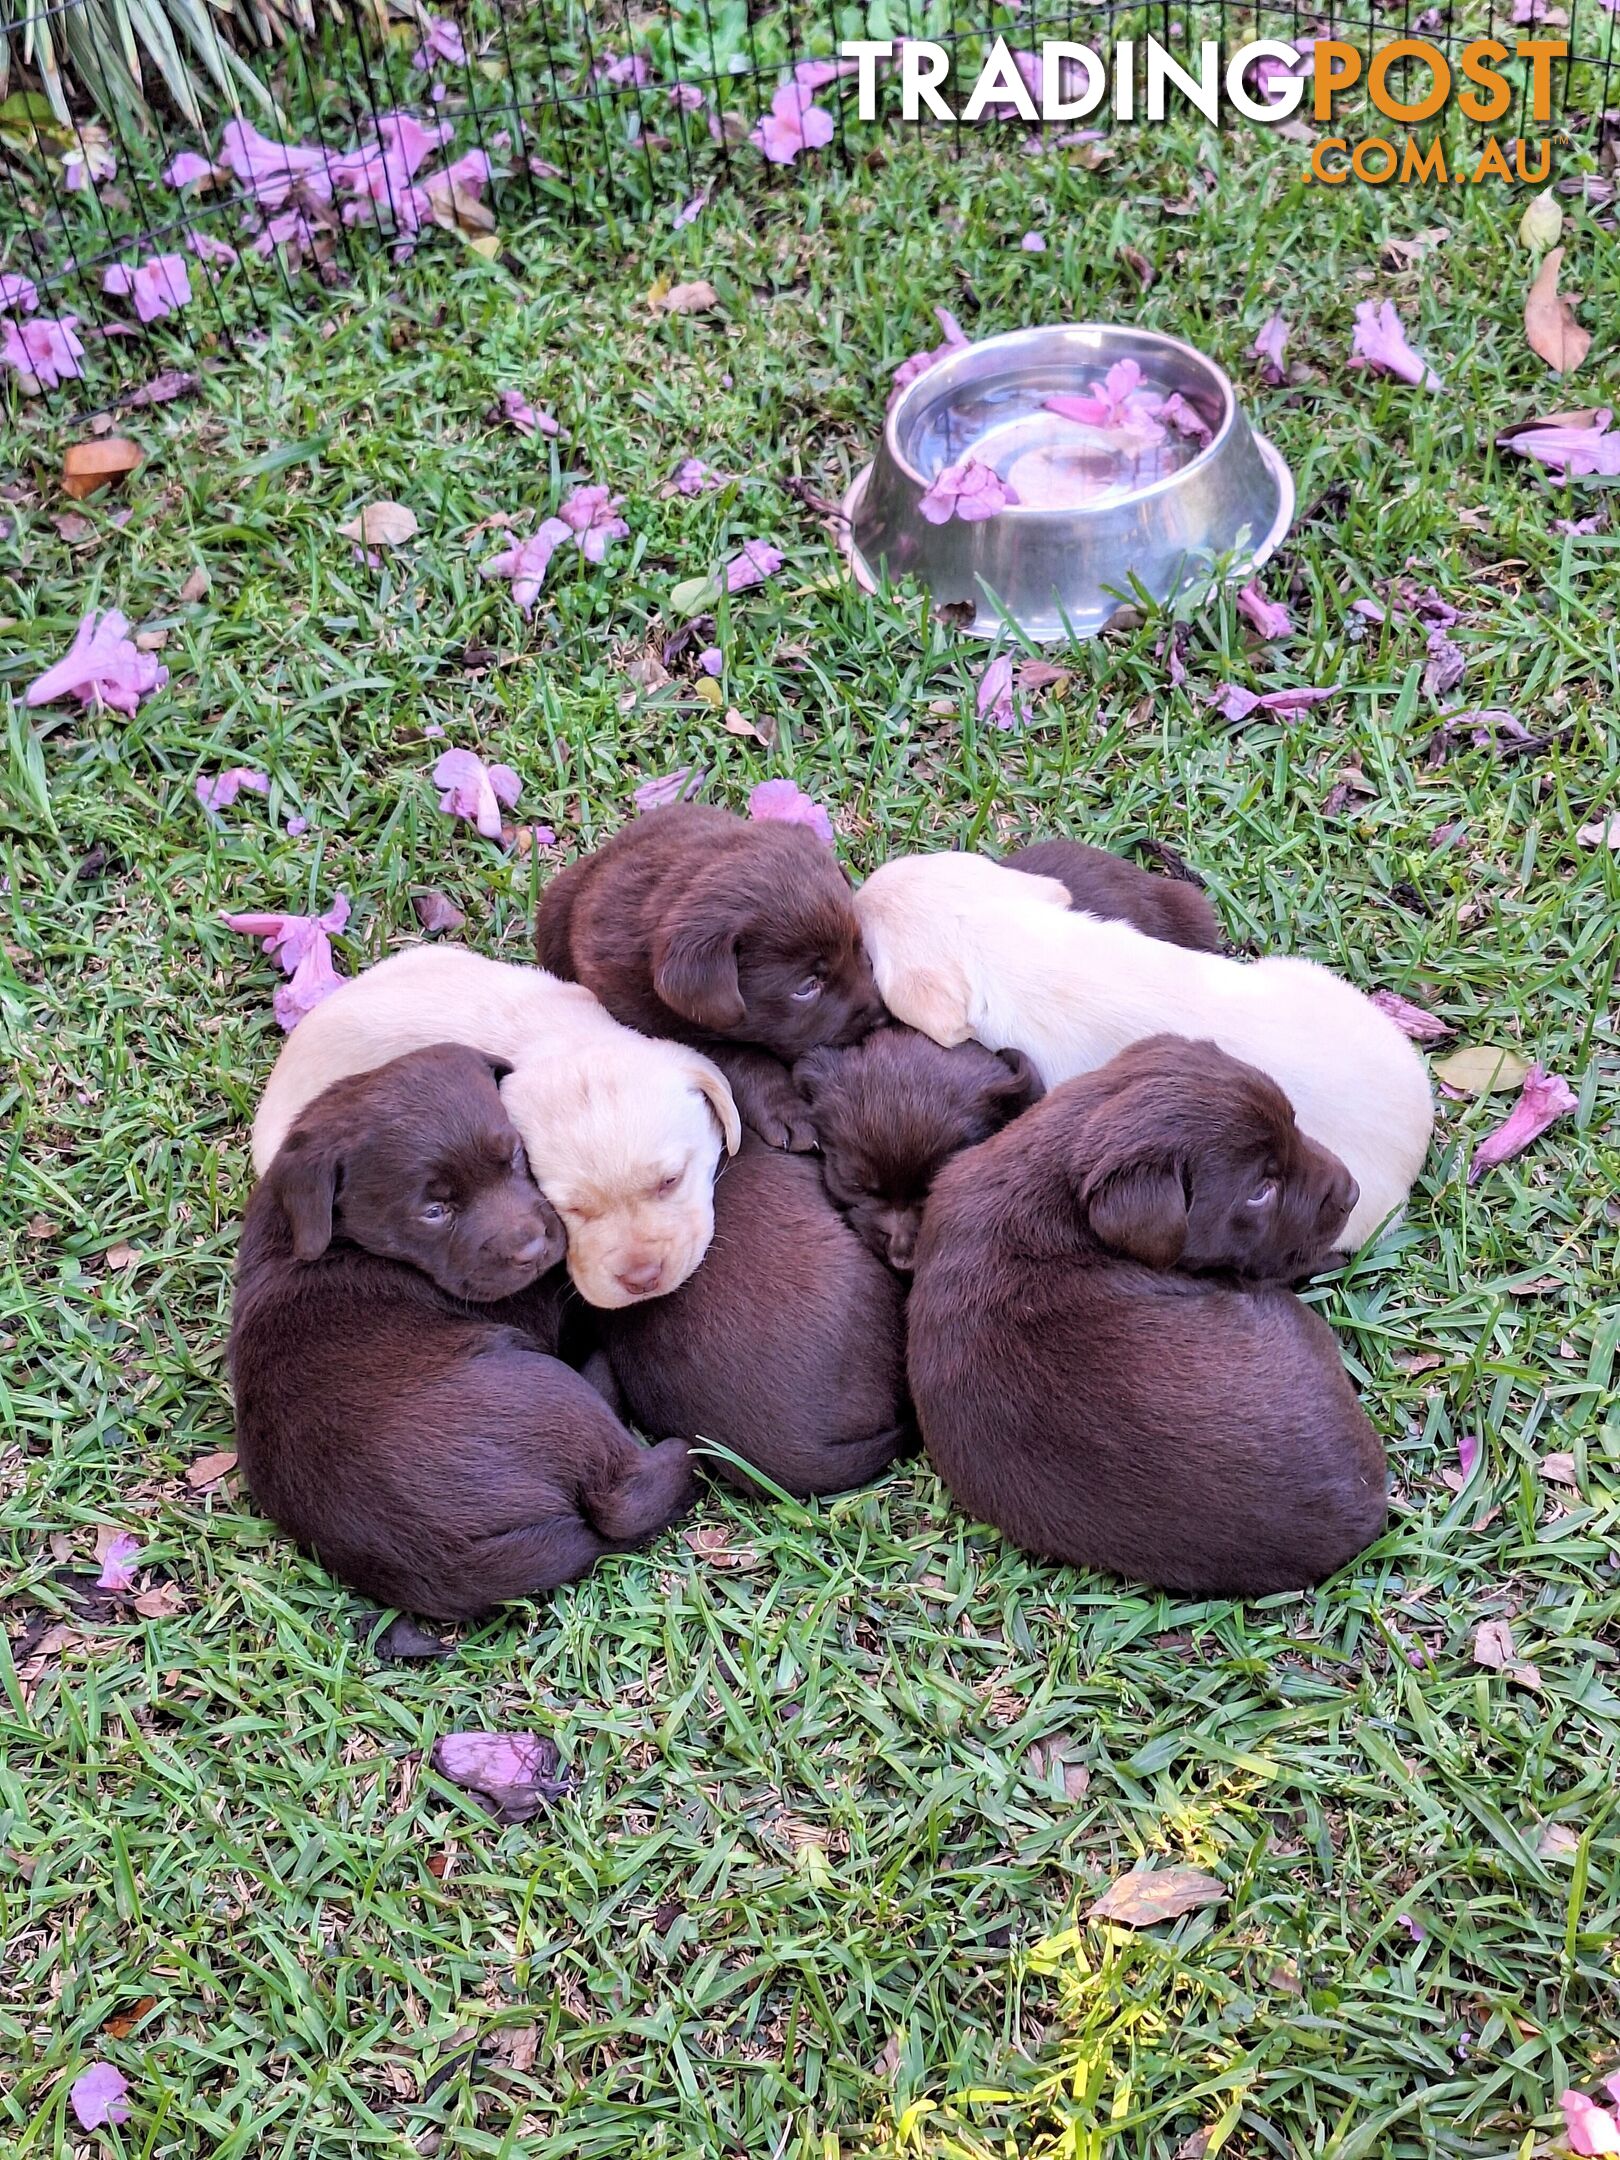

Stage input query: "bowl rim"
[{"left": 883, "top": 321, "right": 1241, "bottom": 518}]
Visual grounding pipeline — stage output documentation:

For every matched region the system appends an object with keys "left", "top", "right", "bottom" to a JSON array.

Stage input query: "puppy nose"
[
  {"left": 1324, "top": 1171, "right": 1359, "bottom": 1222},
  {"left": 513, "top": 1231, "right": 557, "bottom": 1265},
  {"left": 616, "top": 1261, "right": 664, "bottom": 1298}
]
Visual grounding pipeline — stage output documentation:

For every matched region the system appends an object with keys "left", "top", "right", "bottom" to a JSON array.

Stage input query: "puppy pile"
[{"left": 229, "top": 808, "right": 1434, "bottom": 1617}]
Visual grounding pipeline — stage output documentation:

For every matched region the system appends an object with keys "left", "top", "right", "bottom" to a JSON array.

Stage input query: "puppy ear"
[
  {"left": 266, "top": 1129, "right": 343, "bottom": 1260},
  {"left": 792, "top": 1046, "right": 840, "bottom": 1105},
  {"left": 479, "top": 1051, "right": 515, "bottom": 1084},
  {"left": 884, "top": 956, "right": 973, "bottom": 1047},
  {"left": 688, "top": 1054, "right": 742, "bottom": 1156},
  {"left": 653, "top": 909, "right": 745, "bottom": 1032},
  {"left": 989, "top": 1047, "right": 1045, "bottom": 1113},
  {"left": 1085, "top": 1163, "right": 1188, "bottom": 1268}
]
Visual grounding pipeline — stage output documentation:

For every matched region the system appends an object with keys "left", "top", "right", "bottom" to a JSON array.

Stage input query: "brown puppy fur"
[
  {"left": 1004, "top": 837, "right": 1224, "bottom": 952},
  {"left": 591, "top": 1134, "right": 910, "bottom": 1497},
  {"left": 795, "top": 1028, "right": 1043, "bottom": 1270},
  {"left": 230, "top": 1047, "right": 695, "bottom": 1618},
  {"left": 908, "top": 1037, "right": 1385, "bottom": 1598},
  {"left": 536, "top": 803, "right": 884, "bottom": 1151}
]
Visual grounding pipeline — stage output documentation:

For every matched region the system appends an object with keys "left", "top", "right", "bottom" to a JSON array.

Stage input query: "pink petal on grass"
[
  {"left": 558, "top": 483, "right": 628, "bottom": 564},
  {"left": 70, "top": 2063, "right": 132, "bottom": 2131},
  {"left": 1350, "top": 298, "right": 1442, "bottom": 389},
  {"left": 196, "top": 767, "right": 270, "bottom": 813},
  {"left": 189, "top": 231, "right": 240, "bottom": 268},
  {"left": 748, "top": 777, "right": 834, "bottom": 843},
  {"left": 750, "top": 79, "right": 835, "bottom": 165},
  {"left": 634, "top": 766, "right": 705, "bottom": 813},
  {"left": 496, "top": 388, "right": 558, "bottom": 438},
  {"left": 673, "top": 189, "right": 709, "bottom": 228},
  {"left": 412, "top": 15, "right": 467, "bottom": 67},
  {"left": 1, "top": 271, "right": 38, "bottom": 314},
  {"left": 891, "top": 306, "right": 972, "bottom": 402},
  {"left": 1562, "top": 2093, "right": 1620, "bottom": 2157},
  {"left": 1468, "top": 1063, "right": 1577, "bottom": 1183},
  {"left": 1253, "top": 311, "right": 1289, "bottom": 384},
  {"left": 1237, "top": 581, "right": 1292, "bottom": 639},
  {"left": 1451, "top": 707, "right": 1528, "bottom": 748},
  {"left": 217, "top": 118, "right": 334, "bottom": 209},
  {"left": 976, "top": 654, "right": 1021, "bottom": 730},
  {"left": 673, "top": 456, "right": 725, "bottom": 494},
  {"left": 103, "top": 254, "right": 192, "bottom": 324},
  {"left": 1020, "top": 231, "right": 1047, "bottom": 251},
  {"left": 432, "top": 1730, "right": 570, "bottom": 1822},
  {"left": 481, "top": 516, "right": 572, "bottom": 612},
  {"left": 2, "top": 312, "right": 85, "bottom": 389},
  {"left": 26, "top": 610, "right": 167, "bottom": 717},
  {"left": 95, "top": 1531, "right": 141, "bottom": 1592},
  {"left": 1370, "top": 990, "right": 1453, "bottom": 1040},
  {"left": 1456, "top": 1431, "right": 1481, "bottom": 1481},
  {"left": 163, "top": 150, "right": 217, "bottom": 188},
  {"left": 919, "top": 456, "right": 1017, "bottom": 525},
  {"left": 434, "top": 747, "right": 520, "bottom": 841},
  {"left": 222, "top": 894, "right": 350, "bottom": 1031},
  {"left": 698, "top": 646, "right": 723, "bottom": 674},
  {"left": 724, "top": 540, "right": 783, "bottom": 592},
  {"left": 1422, "top": 628, "right": 1465, "bottom": 699},
  {"left": 1498, "top": 408, "right": 1620, "bottom": 478},
  {"left": 286, "top": 814, "right": 309, "bottom": 837},
  {"left": 1216, "top": 683, "right": 1332, "bottom": 724}
]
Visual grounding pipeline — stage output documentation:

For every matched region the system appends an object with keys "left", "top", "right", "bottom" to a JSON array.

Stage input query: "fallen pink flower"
[
  {"left": 673, "top": 189, "right": 709, "bottom": 228},
  {"left": 286, "top": 814, "right": 309, "bottom": 837},
  {"left": 1216, "top": 683, "right": 1332, "bottom": 724},
  {"left": 163, "top": 150, "right": 217, "bottom": 188},
  {"left": 481, "top": 516, "right": 572, "bottom": 612},
  {"left": 919, "top": 455, "right": 1018, "bottom": 524},
  {"left": 196, "top": 767, "right": 270, "bottom": 813},
  {"left": 496, "top": 389, "right": 558, "bottom": 438},
  {"left": 433, "top": 746, "right": 521, "bottom": 841},
  {"left": 891, "top": 306, "right": 971, "bottom": 401},
  {"left": 1561, "top": 2090, "right": 1620, "bottom": 2157},
  {"left": 793, "top": 57, "right": 853, "bottom": 90},
  {"left": 1237, "top": 581, "right": 1292, "bottom": 639},
  {"left": 412, "top": 14, "right": 466, "bottom": 67},
  {"left": 1498, "top": 408, "right": 1620, "bottom": 478},
  {"left": 669, "top": 83, "right": 706, "bottom": 113},
  {"left": 1468, "top": 1062, "right": 1577, "bottom": 1182},
  {"left": 1252, "top": 312, "right": 1290, "bottom": 383},
  {"left": 1048, "top": 359, "right": 1166, "bottom": 437},
  {"left": 217, "top": 117, "right": 334, "bottom": 208},
  {"left": 558, "top": 483, "right": 628, "bottom": 564},
  {"left": 96, "top": 1530, "right": 141, "bottom": 1591},
  {"left": 1021, "top": 231, "right": 1047, "bottom": 251},
  {"left": 1452, "top": 708, "right": 1529, "bottom": 748},
  {"left": 1159, "top": 623, "right": 1189, "bottom": 688},
  {"left": 1422, "top": 628, "right": 1465, "bottom": 698},
  {"left": 188, "top": 231, "right": 241, "bottom": 268},
  {"left": 1555, "top": 514, "right": 1605, "bottom": 535},
  {"left": 699, "top": 646, "right": 723, "bottom": 674},
  {"left": 429, "top": 147, "right": 491, "bottom": 198},
  {"left": 70, "top": 2063, "right": 131, "bottom": 2132},
  {"left": 751, "top": 78, "right": 835, "bottom": 164},
  {"left": 635, "top": 766, "right": 705, "bottom": 812},
  {"left": 1161, "top": 392, "right": 1212, "bottom": 445},
  {"left": 673, "top": 456, "right": 725, "bottom": 494},
  {"left": 0, "top": 270, "right": 37, "bottom": 314},
  {"left": 1456, "top": 1431, "right": 1481, "bottom": 1481},
  {"left": 2, "top": 312, "right": 85, "bottom": 389},
  {"left": 1370, "top": 989, "right": 1452, "bottom": 1039},
  {"left": 432, "top": 1730, "right": 571, "bottom": 1821},
  {"left": 977, "top": 654, "right": 1021, "bottom": 730},
  {"left": 103, "top": 254, "right": 192, "bottom": 325},
  {"left": 253, "top": 207, "right": 329, "bottom": 267},
  {"left": 26, "top": 609, "right": 167, "bottom": 717},
  {"left": 222, "top": 894, "right": 350, "bottom": 1031},
  {"left": 724, "top": 540, "right": 784, "bottom": 592},
  {"left": 1395, "top": 1912, "right": 1425, "bottom": 1942},
  {"left": 1349, "top": 298, "right": 1442, "bottom": 389},
  {"left": 63, "top": 141, "right": 115, "bottom": 191},
  {"left": 748, "top": 777, "right": 834, "bottom": 843},
  {"left": 601, "top": 51, "right": 650, "bottom": 85}
]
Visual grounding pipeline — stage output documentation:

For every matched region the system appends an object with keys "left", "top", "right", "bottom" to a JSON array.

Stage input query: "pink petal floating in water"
[
  {"left": 1370, "top": 989, "right": 1452, "bottom": 1040},
  {"left": 26, "top": 610, "right": 167, "bottom": 717},
  {"left": 481, "top": 516, "right": 572, "bottom": 612},
  {"left": 412, "top": 14, "right": 466, "bottom": 67},
  {"left": 95, "top": 1531, "right": 141, "bottom": 1592},
  {"left": 558, "top": 483, "right": 628, "bottom": 564},
  {"left": 724, "top": 540, "right": 783, "bottom": 592},
  {"left": 70, "top": 2063, "right": 132, "bottom": 2132},
  {"left": 1468, "top": 1062, "right": 1577, "bottom": 1182},
  {"left": 196, "top": 767, "right": 270, "bottom": 813},
  {"left": 0, "top": 270, "right": 38, "bottom": 314},
  {"left": 432, "top": 1730, "right": 571, "bottom": 1821},
  {"left": 750, "top": 78, "right": 835, "bottom": 164},
  {"left": 1349, "top": 298, "right": 1442, "bottom": 389},
  {"left": 748, "top": 777, "right": 834, "bottom": 843},
  {"left": 634, "top": 766, "right": 705, "bottom": 813},
  {"left": 433, "top": 747, "right": 520, "bottom": 841},
  {"left": 891, "top": 306, "right": 972, "bottom": 403},
  {"left": 1236, "top": 581, "right": 1292, "bottom": 639},
  {"left": 2, "top": 312, "right": 86, "bottom": 390},
  {"left": 1252, "top": 312, "right": 1290, "bottom": 383},
  {"left": 1561, "top": 2091, "right": 1620, "bottom": 2157},
  {"left": 163, "top": 149, "right": 217, "bottom": 188},
  {"left": 1498, "top": 407, "right": 1620, "bottom": 478},
  {"left": 1047, "top": 359, "right": 1168, "bottom": 437},
  {"left": 217, "top": 117, "right": 334, "bottom": 208},
  {"left": 976, "top": 654, "right": 1021, "bottom": 730},
  {"left": 919, "top": 455, "right": 1017, "bottom": 525},
  {"left": 221, "top": 894, "right": 350, "bottom": 1031},
  {"left": 1161, "top": 392, "right": 1212, "bottom": 445}
]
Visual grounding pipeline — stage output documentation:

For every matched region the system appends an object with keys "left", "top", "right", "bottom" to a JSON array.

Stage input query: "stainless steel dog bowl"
[{"left": 842, "top": 322, "right": 1294, "bottom": 642}]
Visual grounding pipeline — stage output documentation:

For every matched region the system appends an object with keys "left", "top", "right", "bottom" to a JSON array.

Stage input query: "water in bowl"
[{"left": 905, "top": 373, "right": 1212, "bottom": 512}]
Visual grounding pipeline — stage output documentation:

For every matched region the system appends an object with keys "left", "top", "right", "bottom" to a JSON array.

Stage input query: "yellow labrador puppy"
[
  {"left": 854, "top": 853, "right": 1432, "bottom": 1253},
  {"left": 250, "top": 947, "right": 740, "bottom": 1307}
]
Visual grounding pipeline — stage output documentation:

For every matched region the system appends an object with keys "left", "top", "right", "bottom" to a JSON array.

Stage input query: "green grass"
[{"left": 2, "top": 106, "right": 1618, "bottom": 2160}]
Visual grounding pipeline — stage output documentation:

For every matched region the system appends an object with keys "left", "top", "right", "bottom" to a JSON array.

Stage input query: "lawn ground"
[{"left": 2, "top": 97, "right": 1619, "bottom": 2160}]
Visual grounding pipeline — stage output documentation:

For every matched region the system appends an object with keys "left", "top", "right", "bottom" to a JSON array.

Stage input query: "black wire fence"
[{"left": 2, "top": 0, "right": 1617, "bottom": 415}]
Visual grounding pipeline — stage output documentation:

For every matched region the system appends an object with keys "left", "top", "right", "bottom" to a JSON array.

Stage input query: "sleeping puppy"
[
  {"left": 590, "top": 1135, "right": 909, "bottom": 1497},
  {"left": 536, "top": 803, "right": 884, "bottom": 1152},
  {"left": 1004, "top": 837, "right": 1224, "bottom": 952},
  {"left": 251, "top": 946, "right": 740, "bottom": 1309},
  {"left": 794, "top": 1029, "right": 1042, "bottom": 1270},
  {"left": 855, "top": 852, "right": 1432, "bottom": 1251},
  {"left": 908, "top": 1037, "right": 1387, "bottom": 1598},
  {"left": 230, "top": 1047, "right": 696, "bottom": 1619}
]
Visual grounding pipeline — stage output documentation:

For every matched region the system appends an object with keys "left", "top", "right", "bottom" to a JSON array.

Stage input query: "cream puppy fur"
[
  {"left": 250, "top": 946, "right": 740, "bottom": 1307},
  {"left": 855, "top": 853, "right": 1432, "bottom": 1251}
]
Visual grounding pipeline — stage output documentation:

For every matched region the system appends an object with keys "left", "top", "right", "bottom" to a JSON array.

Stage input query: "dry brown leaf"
[
  {"left": 53, "top": 510, "right": 97, "bottom": 544},
  {"left": 1577, "top": 811, "right": 1620, "bottom": 849},
  {"left": 413, "top": 890, "right": 466, "bottom": 936},
  {"left": 1431, "top": 1045, "right": 1529, "bottom": 1097},
  {"left": 682, "top": 1524, "right": 760, "bottom": 1569},
  {"left": 102, "top": 1996, "right": 157, "bottom": 2039},
  {"left": 1119, "top": 244, "right": 1156, "bottom": 290},
  {"left": 1537, "top": 1821, "right": 1581, "bottom": 1860},
  {"left": 873, "top": 2033, "right": 902, "bottom": 2078},
  {"left": 1026, "top": 1733, "right": 1092, "bottom": 1801},
  {"left": 1524, "top": 247, "right": 1591, "bottom": 376},
  {"left": 1472, "top": 1618, "right": 1541, "bottom": 1689},
  {"left": 337, "top": 501, "right": 419, "bottom": 547},
  {"left": 18, "top": 1623, "right": 82, "bottom": 1685},
  {"left": 63, "top": 437, "right": 142, "bottom": 500},
  {"left": 104, "top": 1242, "right": 139, "bottom": 1271},
  {"left": 1089, "top": 1865, "right": 1226, "bottom": 1927},
  {"left": 186, "top": 1449, "right": 238, "bottom": 1489},
  {"left": 425, "top": 177, "right": 496, "bottom": 237},
  {"left": 723, "top": 707, "right": 767, "bottom": 743},
  {"left": 179, "top": 567, "right": 210, "bottom": 604},
  {"left": 659, "top": 279, "right": 719, "bottom": 315},
  {"left": 133, "top": 1582, "right": 186, "bottom": 1620},
  {"left": 1538, "top": 1451, "right": 1579, "bottom": 1487}
]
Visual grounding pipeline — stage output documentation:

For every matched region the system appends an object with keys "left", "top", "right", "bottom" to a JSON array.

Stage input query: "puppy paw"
[{"left": 735, "top": 1069, "right": 819, "bottom": 1152}]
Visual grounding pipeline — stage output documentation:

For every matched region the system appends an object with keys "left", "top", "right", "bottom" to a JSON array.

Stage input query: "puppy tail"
[{"left": 582, "top": 1436, "right": 698, "bottom": 1545}]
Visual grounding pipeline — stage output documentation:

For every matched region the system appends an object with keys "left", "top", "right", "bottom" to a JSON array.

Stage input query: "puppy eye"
[
  {"left": 655, "top": 1172, "right": 681, "bottom": 1198},
  {"left": 1246, "top": 1180, "right": 1278, "bottom": 1210},
  {"left": 791, "top": 976, "right": 824, "bottom": 1004},
  {"left": 511, "top": 1141, "right": 527, "bottom": 1175},
  {"left": 419, "top": 1201, "right": 453, "bottom": 1226}
]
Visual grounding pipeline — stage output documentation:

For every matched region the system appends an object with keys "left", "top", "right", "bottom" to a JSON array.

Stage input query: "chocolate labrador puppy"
[
  {"left": 230, "top": 1046, "right": 695, "bottom": 1618},
  {"left": 1004, "top": 837, "right": 1223, "bottom": 952},
  {"left": 908, "top": 1037, "right": 1386, "bottom": 1597},
  {"left": 536, "top": 804, "right": 883, "bottom": 1151},
  {"left": 591, "top": 1134, "right": 909, "bottom": 1497}
]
